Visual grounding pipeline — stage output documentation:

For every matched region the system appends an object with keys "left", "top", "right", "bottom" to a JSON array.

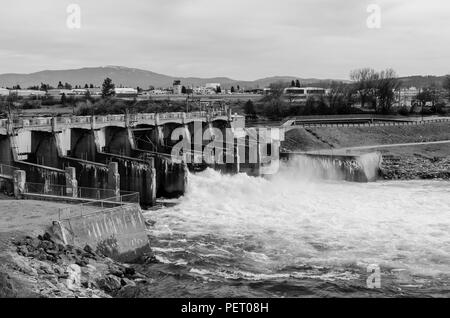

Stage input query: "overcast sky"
[{"left": 0, "top": 0, "right": 449, "bottom": 80}]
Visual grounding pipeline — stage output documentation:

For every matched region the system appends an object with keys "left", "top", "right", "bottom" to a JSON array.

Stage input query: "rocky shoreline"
[
  {"left": 0, "top": 232, "right": 156, "bottom": 298},
  {"left": 380, "top": 155, "right": 450, "bottom": 181}
]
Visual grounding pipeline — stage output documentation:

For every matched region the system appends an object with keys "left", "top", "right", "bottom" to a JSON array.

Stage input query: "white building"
[
  {"left": 283, "top": 87, "right": 326, "bottom": 96},
  {"left": 46, "top": 89, "right": 74, "bottom": 98},
  {"left": 9, "top": 89, "right": 47, "bottom": 98},
  {"left": 114, "top": 88, "right": 138, "bottom": 98},
  {"left": 394, "top": 87, "right": 420, "bottom": 108},
  {"left": 0, "top": 88, "right": 9, "bottom": 96},
  {"left": 173, "top": 80, "right": 183, "bottom": 95},
  {"left": 205, "top": 83, "right": 221, "bottom": 90}
]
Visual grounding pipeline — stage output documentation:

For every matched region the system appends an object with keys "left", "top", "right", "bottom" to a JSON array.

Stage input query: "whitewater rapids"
[{"left": 143, "top": 163, "right": 450, "bottom": 297}]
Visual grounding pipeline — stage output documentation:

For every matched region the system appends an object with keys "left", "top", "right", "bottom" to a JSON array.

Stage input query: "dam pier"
[{"left": 0, "top": 109, "right": 290, "bottom": 206}]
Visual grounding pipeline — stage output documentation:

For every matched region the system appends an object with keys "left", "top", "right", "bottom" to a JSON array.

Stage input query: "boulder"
[
  {"left": 116, "top": 285, "right": 144, "bottom": 298},
  {"left": 0, "top": 272, "right": 17, "bottom": 298},
  {"left": 120, "top": 277, "right": 136, "bottom": 287},
  {"left": 97, "top": 275, "right": 122, "bottom": 293},
  {"left": 65, "top": 264, "right": 82, "bottom": 291}
]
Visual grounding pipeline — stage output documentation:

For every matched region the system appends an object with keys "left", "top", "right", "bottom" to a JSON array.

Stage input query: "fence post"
[
  {"left": 107, "top": 162, "right": 120, "bottom": 200},
  {"left": 13, "top": 170, "right": 26, "bottom": 199},
  {"left": 65, "top": 167, "right": 78, "bottom": 198}
]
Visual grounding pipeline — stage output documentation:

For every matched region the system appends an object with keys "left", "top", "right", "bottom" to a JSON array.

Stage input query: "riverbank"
[
  {"left": 0, "top": 199, "right": 155, "bottom": 298},
  {"left": 282, "top": 123, "right": 450, "bottom": 181}
]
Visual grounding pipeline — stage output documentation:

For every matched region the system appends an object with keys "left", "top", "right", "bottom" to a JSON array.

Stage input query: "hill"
[{"left": 0, "top": 66, "right": 344, "bottom": 90}]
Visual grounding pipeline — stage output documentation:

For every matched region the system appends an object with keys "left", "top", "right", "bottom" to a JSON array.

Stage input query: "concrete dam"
[
  {"left": 0, "top": 111, "right": 382, "bottom": 262},
  {"left": 0, "top": 110, "right": 287, "bottom": 207}
]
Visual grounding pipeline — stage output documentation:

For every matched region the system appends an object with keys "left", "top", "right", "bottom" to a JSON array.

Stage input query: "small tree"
[
  {"left": 375, "top": 69, "right": 400, "bottom": 114},
  {"left": 181, "top": 86, "right": 187, "bottom": 94},
  {"left": 442, "top": 75, "right": 450, "bottom": 102},
  {"left": 101, "top": 78, "right": 115, "bottom": 98},
  {"left": 230, "top": 86, "right": 235, "bottom": 93},
  {"left": 61, "top": 93, "right": 67, "bottom": 105},
  {"left": 244, "top": 100, "right": 256, "bottom": 117},
  {"left": 290, "top": 80, "right": 296, "bottom": 87},
  {"left": 350, "top": 68, "right": 379, "bottom": 108},
  {"left": 216, "top": 86, "right": 222, "bottom": 94},
  {"left": 295, "top": 80, "right": 301, "bottom": 88}
]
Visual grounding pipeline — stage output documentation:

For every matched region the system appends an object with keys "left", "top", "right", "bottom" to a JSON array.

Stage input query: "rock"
[
  {"left": 131, "top": 272, "right": 146, "bottom": 280},
  {"left": 30, "top": 238, "right": 41, "bottom": 249},
  {"left": 17, "top": 245, "right": 29, "bottom": 257},
  {"left": 14, "top": 258, "right": 37, "bottom": 276},
  {"left": 116, "top": 285, "right": 144, "bottom": 298},
  {"left": 75, "top": 259, "right": 89, "bottom": 267},
  {"left": 84, "top": 245, "right": 95, "bottom": 255},
  {"left": 97, "top": 275, "right": 122, "bottom": 293},
  {"left": 65, "top": 264, "right": 82, "bottom": 291},
  {"left": 41, "top": 275, "right": 59, "bottom": 286},
  {"left": 39, "top": 263, "right": 54, "bottom": 275},
  {"left": 108, "top": 265, "right": 124, "bottom": 278},
  {"left": 124, "top": 267, "right": 135, "bottom": 277},
  {"left": 43, "top": 232, "right": 53, "bottom": 242},
  {"left": 120, "top": 278, "right": 136, "bottom": 287},
  {"left": 0, "top": 273, "right": 18, "bottom": 298}
]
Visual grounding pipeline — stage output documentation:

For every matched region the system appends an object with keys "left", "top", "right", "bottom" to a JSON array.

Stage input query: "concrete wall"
[{"left": 57, "top": 204, "right": 151, "bottom": 263}]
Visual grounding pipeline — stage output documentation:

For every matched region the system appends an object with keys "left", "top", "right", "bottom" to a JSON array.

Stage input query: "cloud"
[{"left": 0, "top": 0, "right": 449, "bottom": 79}]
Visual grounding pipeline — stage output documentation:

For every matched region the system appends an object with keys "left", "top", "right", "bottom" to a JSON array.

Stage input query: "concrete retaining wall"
[{"left": 56, "top": 204, "right": 151, "bottom": 263}]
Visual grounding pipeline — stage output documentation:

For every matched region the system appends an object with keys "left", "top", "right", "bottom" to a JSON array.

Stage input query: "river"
[{"left": 141, "top": 162, "right": 450, "bottom": 298}]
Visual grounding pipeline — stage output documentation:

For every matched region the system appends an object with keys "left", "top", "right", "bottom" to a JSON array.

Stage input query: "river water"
[{"left": 141, "top": 162, "right": 450, "bottom": 298}]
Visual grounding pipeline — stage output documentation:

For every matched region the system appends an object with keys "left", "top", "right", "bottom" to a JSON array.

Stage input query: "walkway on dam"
[
  {"left": 339, "top": 140, "right": 450, "bottom": 151},
  {"left": 283, "top": 140, "right": 450, "bottom": 157}
]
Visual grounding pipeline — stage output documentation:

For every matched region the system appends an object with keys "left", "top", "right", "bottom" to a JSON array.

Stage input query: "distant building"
[
  {"left": 0, "top": 88, "right": 9, "bottom": 96},
  {"left": 193, "top": 86, "right": 216, "bottom": 95},
  {"left": 283, "top": 87, "right": 326, "bottom": 96},
  {"left": 394, "top": 87, "right": 420, "bottom": 108},
  {"left": 71, "top": 89, "right": 88, "bottom": 96},
  {"left": 9, "top": 89, "right": 46, "bottom": 98},
  {"left": 88, "top": 87, "right": 102, "bottom": 96},
  {"left": 173, "top": 80, "right": 182, "bottom": 95},
  {"left": 46, "top": 89, "right": 73, "bottom": 99},
  {"left": 114, "top": 87, "right": 138, "bottom": 98},
  {"left": 205, "top": 83, "right": 221, "bottom": 90}
]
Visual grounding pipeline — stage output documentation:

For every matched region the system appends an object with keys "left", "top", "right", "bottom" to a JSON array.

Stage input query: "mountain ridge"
[
  {"left": 0, "top": 66, "right": 348, "bottom": 89},
  {"left": 0, "top": 66, "right": 445, "bottom": 89}
]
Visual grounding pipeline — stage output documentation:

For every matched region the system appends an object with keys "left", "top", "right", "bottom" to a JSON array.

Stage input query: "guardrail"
[
  {"left": 23, "top": 182, "right": 137, "bottom": 200},
  {"left": 291, "top": 118, "right": 450, "bottom": 128},
  {"left": 0, "top": 111, "right": 231, "bottom": 130},
  {"left": 58, "top": 192, "right": 140, "bottom": 220},
  {"left": 0, "top": 163, "right": 19, "bottom": 178}
]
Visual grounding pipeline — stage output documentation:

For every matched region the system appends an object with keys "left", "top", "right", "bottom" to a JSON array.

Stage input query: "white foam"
[{"left": 150, "top": 168, "right": 450, "bottom": 277}]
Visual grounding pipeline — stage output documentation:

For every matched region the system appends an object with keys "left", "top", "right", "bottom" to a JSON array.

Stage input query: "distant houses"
[
  {"left": 114, "top": 87, "right": 138, "bottom": 98},
  {"left": 0, "top": 88, "right": 9, "bottom": 96}
]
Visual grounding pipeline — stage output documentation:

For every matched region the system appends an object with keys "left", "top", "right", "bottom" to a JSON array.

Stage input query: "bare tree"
[
  {"left": 350, "top": 68, "right": 378, "bottom": 108},
  {"left": 442, "top": 75, "right": 450, "bottom": 102},
  {"left": 375, "top": 68, "right": 400, "bottom": 114}
]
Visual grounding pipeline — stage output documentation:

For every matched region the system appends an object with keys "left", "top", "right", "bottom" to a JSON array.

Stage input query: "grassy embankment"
[{"left": 282, "top": 122, "right": 450, "bottom": 180}]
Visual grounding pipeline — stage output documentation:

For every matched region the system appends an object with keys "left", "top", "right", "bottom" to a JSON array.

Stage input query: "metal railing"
[
  {"left": 58, "top": 192, "right": 140, "bottom": 220},
  {"left": 4, "top": 111, "right": 230, "bottom": 130},
  {"left": 23, "top": 182, "right": 137, "bottom": 200},
  {"left": 0, "top": 163, "right": 19, "bottom": 178}
]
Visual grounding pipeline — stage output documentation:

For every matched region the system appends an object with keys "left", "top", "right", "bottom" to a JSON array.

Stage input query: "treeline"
[
  {"left": 245, "top": 68, "right": 450, "bottom": 120},
  {"left": 76, "top": 99, "right": 192, "bottom": 116}
]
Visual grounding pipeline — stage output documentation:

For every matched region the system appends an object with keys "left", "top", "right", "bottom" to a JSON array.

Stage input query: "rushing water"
[{"left": 141, "top": 162, "right": 450, "bottom": 298}]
